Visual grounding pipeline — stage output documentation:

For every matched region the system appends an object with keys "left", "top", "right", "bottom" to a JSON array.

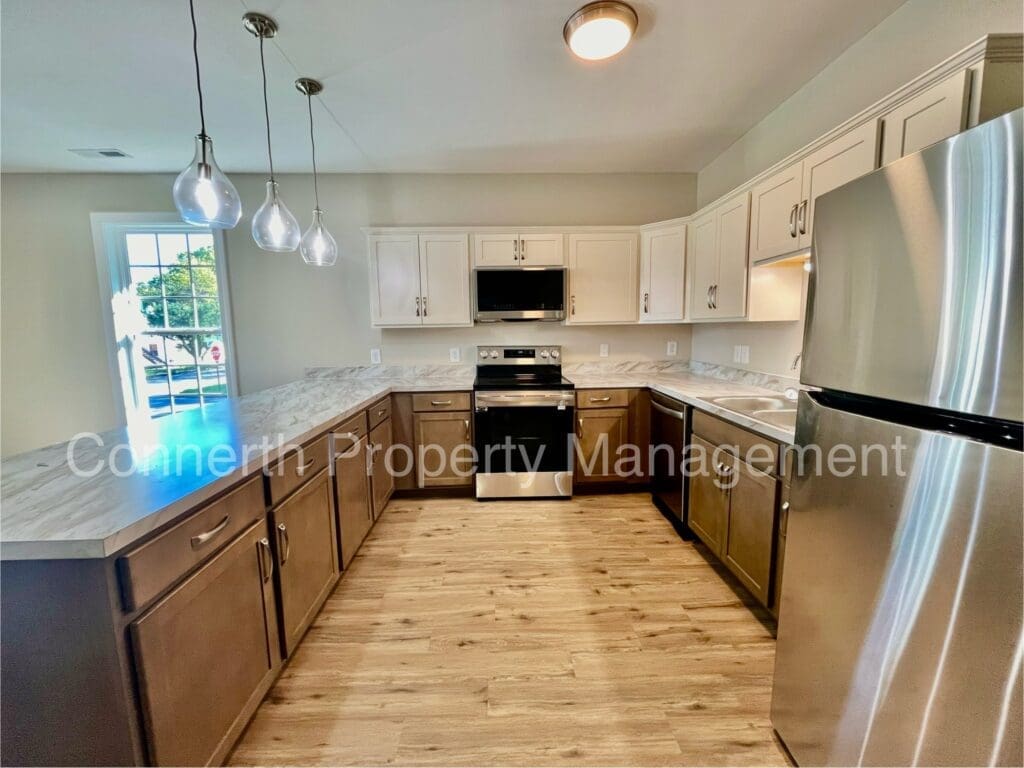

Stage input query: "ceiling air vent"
[{"left": 68, "top": 148, "right": 132, "bottom": 159}]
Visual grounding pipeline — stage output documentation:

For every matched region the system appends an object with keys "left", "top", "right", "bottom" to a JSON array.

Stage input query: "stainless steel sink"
[
  {"left": 709, "top": 396, "right": 792, "bottom": 412},
  {"left": 752, "top": 409, "right": 797, "bottom": 430}
]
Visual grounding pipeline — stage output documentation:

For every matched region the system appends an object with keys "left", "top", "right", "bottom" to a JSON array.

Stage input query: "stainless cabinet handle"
[
  {"left": 276, "top": 522, "right": 290, "bottom": 566},
  {"left": 706, "top": 285, "right": 713, "bottom": 309},
  {"left": 258, "top": 537, "right": 274, "bottom": 582},
  {"left": 464, "top": 419, "right": 470, "bottom": 440},
  {"left": 431, "top": 399, "right": 453, "bottom": 406},
  {"left": 513, "top": 238, "right": 519, "bottom": 261},
  {"left": 415, "top": 296, "right": 420, "bottom": 317},
  {"left": 520, "top": 238, "right": 525, "bottom": 262},
  {"left": 712, "top": 284, "right": 718, "bottom": 309},
  {"left": 190, "top": 515, "right": 230, "bottom": 549},
  {"left": 570, "top": 294, "right": 576, "bottom": 315},
  {"left": 589, "top": 396, "right": 612, "bottom": 403},
  {"left": 377, "top": 408, "right": 387, "bottom": 416},
  {"left": 643, "top": 292, "right": 649, "bottom": 313},
  {"left": 798, "top": 199, "right": 808, "bottom": 235},
  {"left": 422, "top": 296, "right": 428, "bottom": 316},
  {"left": 297, "top": 457, "right": 316, "bottom": 474},
  {"left": 789, "top": 203, "right": 798, "bottom": 238},
  {"left": 781, "top": 501, "right": 791, "bottom": 512},
  {"left": 577, "top": 416, "right": 583, "bottom": 436}
]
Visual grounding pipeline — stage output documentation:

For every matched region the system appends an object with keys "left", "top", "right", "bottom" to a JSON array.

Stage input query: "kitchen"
[{"left": 1, "top": 1, "right": 1022, "bottom": 766}]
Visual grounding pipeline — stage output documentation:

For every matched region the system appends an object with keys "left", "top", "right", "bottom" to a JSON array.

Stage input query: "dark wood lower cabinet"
[
  {"left": 336, "top": 435, "right": 373, "bottom": 569},
  {"left": 369, "top": 418, "right": 395, "bottom": 519},
  {"left": 576, "top": 407, "right": 630, "bottom": 482},
  {"left": 413, "top": 411, "right": 474, "bottom": 487},
  {"left": 687, "top": 435, "right": 729, "bottom": 554},
  {"left": 130, "top": 520, "right": 281, "bottom": 767},
  {"left": 271, "top": 469, "right": 339, "bottom": 655},
  {"left": 722, "top": 460, "right": 778, "bottom": 605}
]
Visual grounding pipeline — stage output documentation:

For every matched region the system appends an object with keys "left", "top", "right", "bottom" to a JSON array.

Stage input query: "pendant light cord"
[
  {"left": 259, "top": 36, "right": 276, "bottom": 182},
  {"left": 306, "top": 95, "right": 320, "bottom": 209},
  {"left": 188, "top": 0, "right": 207, "bottom": 164}
]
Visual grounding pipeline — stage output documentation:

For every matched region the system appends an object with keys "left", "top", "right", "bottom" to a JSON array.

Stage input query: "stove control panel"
[{"left": 476, "top": 346, "right": 561, "bottom": 365}]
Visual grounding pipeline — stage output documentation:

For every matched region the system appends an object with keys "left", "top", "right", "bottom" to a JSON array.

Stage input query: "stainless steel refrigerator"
[{"left": 772, "top": 109, "right": 1023, "bottom": 766}]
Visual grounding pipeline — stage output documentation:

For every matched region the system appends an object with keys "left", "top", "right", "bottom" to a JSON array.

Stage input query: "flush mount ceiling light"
[
  {"left": 244, "top": 11, "right": 301, "bottom": 253},
  {"left": 295, "top": 78, "right": 338, "bottom": 267},
  {"left": 563, "top": 1, "right": 638, "bottom": 61}
]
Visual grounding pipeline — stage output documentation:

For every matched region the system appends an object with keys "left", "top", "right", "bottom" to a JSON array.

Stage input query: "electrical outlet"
[
  {"left": 449, "top": 347, "right": 461, "bottom": 363},
  {"left": 370, "top": 348, "right": 381, "bottom": 364},
  {"left": 733, "top": 345, "right": 750, "bottom": 364},
  {"left": 666, "top": 340, "right": 678, "bottom": 357},
  {"left": 599, "top": 343, "right": 609, "bottom": 358}
]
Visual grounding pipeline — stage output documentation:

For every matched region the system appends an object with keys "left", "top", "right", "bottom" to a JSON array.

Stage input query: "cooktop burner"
[{"left": 473, "top": 346, "right": 574, "bottom": 391}]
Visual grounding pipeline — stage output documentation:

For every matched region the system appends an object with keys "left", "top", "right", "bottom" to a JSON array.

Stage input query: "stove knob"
[
  {"left": 479, "top": 350, "right": 488, "bottom": 359},
  {"left": 540, "top": 350, "right": 549, "bottom": 359},
  {"left": 489, "top": 350, "right": 499, "bottom": 359},
  {"left": 550, "top": 349, "right": 560, "bottom": 359}
]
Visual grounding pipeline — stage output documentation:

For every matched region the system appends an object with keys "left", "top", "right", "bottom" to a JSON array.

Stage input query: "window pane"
[
  {"left": 126, "top": 233, "right": 159, "bottom": 266},
  {"left": 163, "top": 335, "right": 197, "bottom": 366},
  {"left": 196, "top": 298, "right": 221, "bottom": 328},
  {"left": 169, "top": 364, "right": 200, "bottom": 406},
  {"left": 198, "top": 366, "right": 228, "bottom": 399},
  {"left": 197, "top": 333, "right": 225, "bottom": 365},
  {"left": 190, "top": 266, "right": 218, "bottom": 297},
  {"left": 188, "top": 233, "right": 215, "bottom": 264},
  {"left": 138, "top": 334, "right": 167, "bottom": 365},
  {"left": 165, "top": 298, "right": 196, "bottom": 328},
  {"left": 157, "top": 233, "right": 188, "bottom": 267},
  {"left": 159, "top": 262, "right": 193, "bottom": 298},
  {"left": 140, "top": 298, "right": 166, "bottom": 329},
  {"left": 143, "top": 365, "right": 172, "bottom": 417},
  {"left": 131, "top": 266, "right": 162, "bottom": 297}
]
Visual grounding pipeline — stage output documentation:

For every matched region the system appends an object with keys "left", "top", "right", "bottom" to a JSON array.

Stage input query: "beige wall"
[{"left": 1, "top": 172, "right": 696, "bottom": 456}]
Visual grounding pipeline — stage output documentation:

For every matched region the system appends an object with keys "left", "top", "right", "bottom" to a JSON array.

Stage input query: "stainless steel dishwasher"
[{"left": 649, "top": 391, "right": 690, "bottom": 534}]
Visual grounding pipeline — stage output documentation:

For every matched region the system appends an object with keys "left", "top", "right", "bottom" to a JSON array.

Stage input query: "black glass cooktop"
[{"left": 473, "top": 366, "right": 574, "bottom": 391}]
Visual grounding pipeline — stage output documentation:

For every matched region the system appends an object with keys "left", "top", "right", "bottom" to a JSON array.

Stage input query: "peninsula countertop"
[{"left": 1, "top": 366, "right": 795, "bottom": 561}]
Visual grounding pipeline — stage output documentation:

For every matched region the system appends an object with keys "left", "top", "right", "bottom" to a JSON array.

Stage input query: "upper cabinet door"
[
  {"left": 567, "top": 233, "right": 639, "bottom": 324},
  {"left": 686, "top": 210, "right": 719, "bottom": 321},
  {"left": 640, "top": 224, "right": 686, "bottom": 323},
  {"left": 713, "top": 192, "right": 750, "bottom": 319},
  {"left": 748, "top": 161, "right": 803, "bottom": 263},
  {"left": 368, "top": 234, "right": 421, "bottom": 326},
  {"left": 880, "top": 69, "right": 970, "bottom": 166},
  {"left": 519, "top": 233, "right": 565, "bottom": 266},
  {"left": 419, "top": 234, "right": 471, "bottom": 326},
  {"left": 798, "top": 119, "right": 880, "bottom": 249},
  {"left": 472, "top": 233, "right": 518, "bottom": 267}
]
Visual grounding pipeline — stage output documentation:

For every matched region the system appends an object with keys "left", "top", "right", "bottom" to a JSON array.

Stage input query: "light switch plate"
[
  {"left": 449, "top": 347, "right": 461, "bottom": 363},
  {"left": 666, "top": 341, "right": 678, "bottom": 357},
  {"left": 599, "top": 343, "right": 609, "bottom": 358},
  {"left": 370, "top": 348, "right": 381, "bottom": 364}
]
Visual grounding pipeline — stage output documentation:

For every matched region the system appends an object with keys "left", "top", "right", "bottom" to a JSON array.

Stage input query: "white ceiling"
[{"left": 0, "top": 0, "right": 906, "bottom": 174}]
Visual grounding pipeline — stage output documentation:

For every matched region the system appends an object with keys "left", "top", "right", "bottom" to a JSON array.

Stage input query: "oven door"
[
  {"left": 474, "top": 391, "right": 574, "bottom": 498},
  {"left": 474, "top": 268, "right": 565, "bottom": 321}
]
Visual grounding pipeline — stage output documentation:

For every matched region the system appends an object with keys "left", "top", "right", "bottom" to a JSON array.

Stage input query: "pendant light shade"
[
  {"left": 174, "top": 0, "right": 241, "bottom": 228},
  {"left": 296, "top": 77, "right": 338, "bottom": 267},
  {"left": 245, "top": 12, "right": 300, "bottom": 252}
]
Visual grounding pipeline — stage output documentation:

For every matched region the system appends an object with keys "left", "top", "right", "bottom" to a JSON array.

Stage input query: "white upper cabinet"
[
  {"left": 368, "top": 233, "right": 471, "bottom": 327},
  {"left": 639, "top": 224, "right": 686, "bottom": 323},
  {"left": 798, "top": 119, "right": 880, "bottom": 249},
  {"left": 567, "top": 233, "right": 639, "bottom": 324},
  {"left": 880, "top": 70, "right": 970, "bottom": 165},
  {"left": 419, "top": 234, "right": 471, "bottom": 326},
  {"left": 368, "top": 234, "right": 421, "bottom": 326},
  {"left": 714, "top": 194, "right": 750, "bottom": 319},
  {"left": 686, "top": 209, "right": 719, "bottom": 321},
  {"left": 748, "top": 162, "right": 803, "bottom": 264},
  {"left": 473, "top": 233, "right": 564, "bottom": 267}
]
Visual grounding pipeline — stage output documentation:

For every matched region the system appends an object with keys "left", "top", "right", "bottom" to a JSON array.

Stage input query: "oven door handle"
[{"left": 651, "top": 400, "right": 686, "bottom": 421}]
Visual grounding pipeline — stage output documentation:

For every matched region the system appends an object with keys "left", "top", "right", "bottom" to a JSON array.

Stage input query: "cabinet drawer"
[
  {"left": 119, "top": 476, "right": 265, "bottom": 612},
  {"left": 267, "top": 434, "right": 330, "bottom": 507},
  {"left": 367, "top": 396, "right": 392, "bottom": 429},
  {"left": 412, "top": 392, "right": 471, "bottom": 412},
  {"left": 692, "top": 409, "right": 780, "bottom": 475},
  {"left": 576, "top": 389, "right": 630, "bottom": 409}
]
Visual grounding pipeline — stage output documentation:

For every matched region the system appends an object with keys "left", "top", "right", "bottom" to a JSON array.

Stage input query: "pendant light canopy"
[
  {"left": 245, "top": 12, "right": 300, "bottom": 252},
  {"left": 296, "top": 78, "right": 338, "bottom": 267},
  {"left": 173, "top": 0, "right": 241, "bottom": 228}
]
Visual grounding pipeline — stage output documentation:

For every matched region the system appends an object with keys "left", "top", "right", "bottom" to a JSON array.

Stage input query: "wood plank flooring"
[{"left": 229, "top": 493, "right": 788, "bottom": 766}]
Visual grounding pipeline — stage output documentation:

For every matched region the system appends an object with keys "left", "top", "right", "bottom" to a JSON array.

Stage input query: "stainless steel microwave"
[{"left": 474, "top": 267, "right": 566, "bottom": 322}]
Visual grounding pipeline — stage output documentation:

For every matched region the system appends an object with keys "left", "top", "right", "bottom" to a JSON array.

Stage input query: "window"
[{"left": 92, "top": 214, "right": 238, "bottom": 423}]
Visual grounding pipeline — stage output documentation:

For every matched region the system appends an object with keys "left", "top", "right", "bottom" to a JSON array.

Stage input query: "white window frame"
[{"left": 90, "top": 212, "right": 240, "bottom": 425}]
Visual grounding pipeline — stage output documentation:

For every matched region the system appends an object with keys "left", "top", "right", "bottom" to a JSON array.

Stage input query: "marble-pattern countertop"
[{"left": 1, "top": 362, "right": 795, "bottom": 561}]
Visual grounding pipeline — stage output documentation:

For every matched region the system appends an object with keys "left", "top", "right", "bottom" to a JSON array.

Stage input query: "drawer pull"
[
  {"left": 431, "top": 399, "right": 453, "bottom": 406},
  {"left": 257, "top": 537, "right": 274, "bottom": 582},
  {"left": 297, "top": 457, "right": 316, "bottom": 473},
  {"left": 276, "top": 523, "right": 290, "bottom": 565},
  {"left": 377, "top": 408, "right": 387, "bottom": 416},
  {"left": 589, "top": 396, "right": 612, "bottom": 403},
  {"left": 781, "top": 501, "right": 790, "bottom": 512},
  {"left": 189, "top": 515, "right": 230, "bottom": 549}
]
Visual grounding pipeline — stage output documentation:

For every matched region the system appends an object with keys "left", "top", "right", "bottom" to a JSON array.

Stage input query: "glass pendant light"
[
  {"left": 173, "top": 0, "right": 241, "bottom": 228},
  {"left": 244, "top": 12, "right": 300, "bottom": 252},
  {"left": 296, "top": 78, "right": 338, "bottom": 267}
]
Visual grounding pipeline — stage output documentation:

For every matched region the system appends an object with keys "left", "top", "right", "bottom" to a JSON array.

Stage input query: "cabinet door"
[
  {"left": 712, "top": 192, "right": 750, "bottom": 318},
  {"left": 419, "top": 234, "right": 471, "bottom": 326},
  {"left": 686, "top": 209, "right": 718, "bottom": 320},
  {"left": 686, "top": 436, "right": 728, "bottom": 555},
  {"left": 880, "top": 69, "right": 970, "bottom": 166},
  {"left": 575, "top": 407, "right": 629, "bottom": 482},
  {"left": 131, "top": 521, "right": 280, "bottom": 767},
  {"left": 272, "top": 470, "right": 339, "bottom": 655},
  {"left": 368, "top": 234, "right": 421, "bottom": 326},
  {"left": 567, "top": 233, "right": 639, "bottom": 324},
  {"left": 799, "top": 119, "right": 880, "bottom": 249},
  {"left": 748, "top": 161, "right": 803, "bottom": 263},
  {"left": 472, "top": 233, "right": 518, "bottom": 267},
  {"left": 414, "top": 412, "right": 474, "bottom": 487},
  {"left": 722, "top": 460, "right": 778, "bottom": 607},
  {"left": 640, "top": 225, "right": 686, "bottom": 323},
  {"left": 369, "top": 419, "right": 395, "bottom": 520},
  {"left": 519, "top": 233, "right": 565, "bottom": 266},
  {"left": 335, "top": 436, "right": 373, "bottom": 569}
]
